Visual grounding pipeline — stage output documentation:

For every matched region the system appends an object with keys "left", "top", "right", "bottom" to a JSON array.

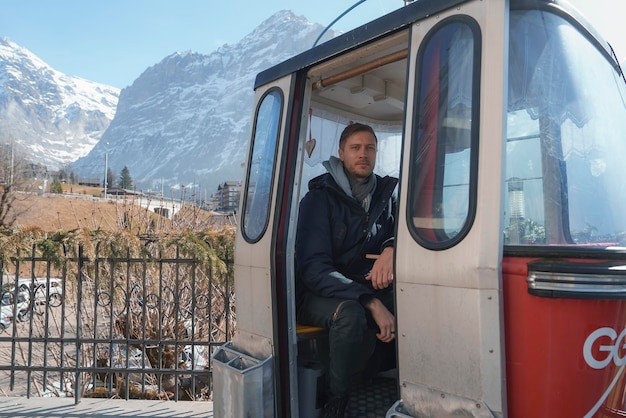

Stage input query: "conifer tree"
[
  {"left": 118, "top": 166, "right": 133, "bottom": 190},
  {"left": 50, "top": 178, "right": 63, "bottom": 194}
]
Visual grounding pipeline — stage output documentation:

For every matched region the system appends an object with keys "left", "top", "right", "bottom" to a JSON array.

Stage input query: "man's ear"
[{"left": 338, "top": 147, "right": 344, "bottom": 161}]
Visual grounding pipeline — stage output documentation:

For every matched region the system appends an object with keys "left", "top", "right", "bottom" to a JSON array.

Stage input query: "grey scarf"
[{"left": 323, "top": 156, "right": 376, "bottom": 211}]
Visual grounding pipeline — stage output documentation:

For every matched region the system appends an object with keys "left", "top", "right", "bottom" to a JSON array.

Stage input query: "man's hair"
[{"left": 339, "top": 122, "right": 378, "bottom": 149}]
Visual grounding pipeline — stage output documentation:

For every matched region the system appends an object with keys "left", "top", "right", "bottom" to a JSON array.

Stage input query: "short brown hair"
[{"left": 339, "top": 122, "right": 378, "bottom": 149}]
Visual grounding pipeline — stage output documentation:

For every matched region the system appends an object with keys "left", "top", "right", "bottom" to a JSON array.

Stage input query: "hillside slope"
[{"left": 8, "top": 191, "right": 232, "bottom": 233}]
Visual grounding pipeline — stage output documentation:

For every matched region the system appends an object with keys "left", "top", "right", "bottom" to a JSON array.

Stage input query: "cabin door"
[{"left": 394, "top": 1, "right": 508, "bottom": 416}]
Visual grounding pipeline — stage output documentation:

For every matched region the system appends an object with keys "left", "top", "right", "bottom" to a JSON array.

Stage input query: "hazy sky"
[{"left": 1, "top": 0, "right": 624, "bottom": 89}]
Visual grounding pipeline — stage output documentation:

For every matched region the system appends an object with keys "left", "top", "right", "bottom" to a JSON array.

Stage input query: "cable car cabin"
[{"left": 214, "top": 0, "right": 626, "bottom": 416}]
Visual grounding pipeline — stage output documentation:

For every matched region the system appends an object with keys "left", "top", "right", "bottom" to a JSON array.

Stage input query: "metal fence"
[{"left": 0, "top": 240, "right": 235, "bottom": 404}]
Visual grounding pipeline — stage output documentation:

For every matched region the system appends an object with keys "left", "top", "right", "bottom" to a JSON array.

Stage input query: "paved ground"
[
  {"left": 0, "top": 377, "right": 397, "bottom": 417},
  {"left": 0, "top": 397, "right": 213, "bottom": 418}
]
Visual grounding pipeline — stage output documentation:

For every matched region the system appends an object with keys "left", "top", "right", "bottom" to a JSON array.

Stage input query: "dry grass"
[
  {"left": 8, "top": 193, "right": 159, "bottom": 232},
  {"left": 6, "top": 184, "right": 233, "bottom": 233},
  {"left": 11, "top": 194, "right": 118, "bottom": 231}
]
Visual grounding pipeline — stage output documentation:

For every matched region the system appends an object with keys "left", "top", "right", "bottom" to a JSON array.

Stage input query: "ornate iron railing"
[{"left": 0, "top": 241, "right": 235, "bottom": 404}]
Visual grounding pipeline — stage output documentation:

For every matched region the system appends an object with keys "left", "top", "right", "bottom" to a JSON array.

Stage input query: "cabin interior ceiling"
[
  {"left": 314, "top": 61, "right": 406, "bottom": 122},
  {"left": 309, "top": 30, "right": 409, "bottom": 122}
]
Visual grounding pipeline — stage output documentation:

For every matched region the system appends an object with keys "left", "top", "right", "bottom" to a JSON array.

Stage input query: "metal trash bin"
[{"left": 212, "top": 342, "right": 274, "bottom": 418}]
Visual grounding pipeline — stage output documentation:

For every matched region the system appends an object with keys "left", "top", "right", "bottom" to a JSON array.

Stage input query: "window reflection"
[{"left": 506, "top": 10, "right": 626, "bottom": 246}]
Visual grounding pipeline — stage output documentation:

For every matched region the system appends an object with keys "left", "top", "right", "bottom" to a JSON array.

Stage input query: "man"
[{"left": 295, "top": 122, "right": 397, "bottom": 417}]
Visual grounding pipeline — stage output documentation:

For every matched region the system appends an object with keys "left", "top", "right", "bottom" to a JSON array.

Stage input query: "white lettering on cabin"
[
  {"left": 583, "top": 326, "right": 626, "bottom": 418},
  {"left": 583, "top": 327, "right": 626, "bottom": 369}
]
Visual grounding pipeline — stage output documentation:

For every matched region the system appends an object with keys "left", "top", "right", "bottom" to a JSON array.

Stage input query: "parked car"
[
  {"left": 0, "top": 308, "right": 12, "bottom": 333},
  {"left": 0, "top": 289, "right": 30, "bottom": 322},
  {"left": 15, "top": 278, "right": 62, "bottom": 307}
]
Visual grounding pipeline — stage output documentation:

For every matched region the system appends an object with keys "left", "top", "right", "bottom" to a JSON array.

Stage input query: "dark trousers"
[{"left": 296, "top": 288, "right": 395, "bottom": 397}]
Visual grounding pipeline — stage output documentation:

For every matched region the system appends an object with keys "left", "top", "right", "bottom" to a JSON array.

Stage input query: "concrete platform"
[{"left": 0, "top": 396, "right": 213, "bottom": 417}]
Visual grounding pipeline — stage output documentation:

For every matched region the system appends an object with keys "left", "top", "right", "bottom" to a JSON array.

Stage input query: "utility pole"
[
  {"left": 10, "top": 141, "right": 14, "bottom": 186},
  {"left": 104, "top": 142, "right": 109, "bottom": 199}
]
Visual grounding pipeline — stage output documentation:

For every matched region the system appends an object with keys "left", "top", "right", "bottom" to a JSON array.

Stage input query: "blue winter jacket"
[{"left": 295, "top": 172, "right": 398, "bottom": 308}]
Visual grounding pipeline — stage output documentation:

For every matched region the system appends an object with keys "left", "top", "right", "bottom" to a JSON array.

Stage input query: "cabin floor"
[
  {"left": 346, "top": 376, "right": 398, "bottom": 418},
  {"left": 297, "top": 332, "right": 398, "bottom": 417}
]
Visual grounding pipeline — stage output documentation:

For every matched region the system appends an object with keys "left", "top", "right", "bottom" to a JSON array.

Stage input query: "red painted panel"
[{"left": 503, "top": 257, "right": 626, "bottom": 417}]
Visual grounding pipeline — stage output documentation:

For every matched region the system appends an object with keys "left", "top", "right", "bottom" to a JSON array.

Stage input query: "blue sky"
[{"left": 1, "top": 0, "right": 623, "bottom": 89}]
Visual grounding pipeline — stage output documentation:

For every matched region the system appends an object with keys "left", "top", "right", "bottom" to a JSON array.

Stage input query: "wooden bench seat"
[{"left": 296, "top": 322, "right": 325, "bottom": 336}]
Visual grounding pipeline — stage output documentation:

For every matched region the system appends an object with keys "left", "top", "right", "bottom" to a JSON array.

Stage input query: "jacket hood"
[{"left": 322, "top": 156, "right": 352, "bottom": 197}]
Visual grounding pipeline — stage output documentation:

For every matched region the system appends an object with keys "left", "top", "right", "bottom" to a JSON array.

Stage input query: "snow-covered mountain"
[
  {"left": 0, "top": 37, "right": 119, "bottom": 170},
  {"left": 73, "top": 10, "right": 332, "bottom": 195}
]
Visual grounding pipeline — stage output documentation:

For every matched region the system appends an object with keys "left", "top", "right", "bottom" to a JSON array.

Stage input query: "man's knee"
[{"left": 330, "top": 300, "right": 367, "bottom": 336}]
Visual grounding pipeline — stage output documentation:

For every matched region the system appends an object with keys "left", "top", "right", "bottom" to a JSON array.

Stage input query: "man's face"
[{"left": 338, "top": 130, "right": 377, "bottom": 181}]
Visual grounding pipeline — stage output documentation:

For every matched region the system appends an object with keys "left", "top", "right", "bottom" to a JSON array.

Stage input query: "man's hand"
[
  {"left": 365, "top": 246, "right": 394, "bottom": 289},
  {"left": 365, "top": 297, "right": 396, "bottom": 342}
]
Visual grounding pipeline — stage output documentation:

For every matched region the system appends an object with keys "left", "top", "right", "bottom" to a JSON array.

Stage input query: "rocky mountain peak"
[
  {"left": 0, "top": 37, "right": 120, "bottom": 170},
  {"left": 72, "top": 10, "right": 331, "bottom": 196}
]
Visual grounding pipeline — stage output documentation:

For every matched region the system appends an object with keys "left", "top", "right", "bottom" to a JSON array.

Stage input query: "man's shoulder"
[
  {"left": 302, "top": 174, "right": 331, "bottom": 203},
  {"left": 376, "top": 174, "right": 398, "bottom": 182},
  {"left": 301, "top": 174, "right": 347, "bottom": 209},
  {"left": 308, "top": 172, "right": 331, "bottom": 189},
  {"left": 308, "top": 173, "right": 346, "bottom": 195},
  {"left": 376, "top": 174, "right": 399, "bottom": 189}
]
